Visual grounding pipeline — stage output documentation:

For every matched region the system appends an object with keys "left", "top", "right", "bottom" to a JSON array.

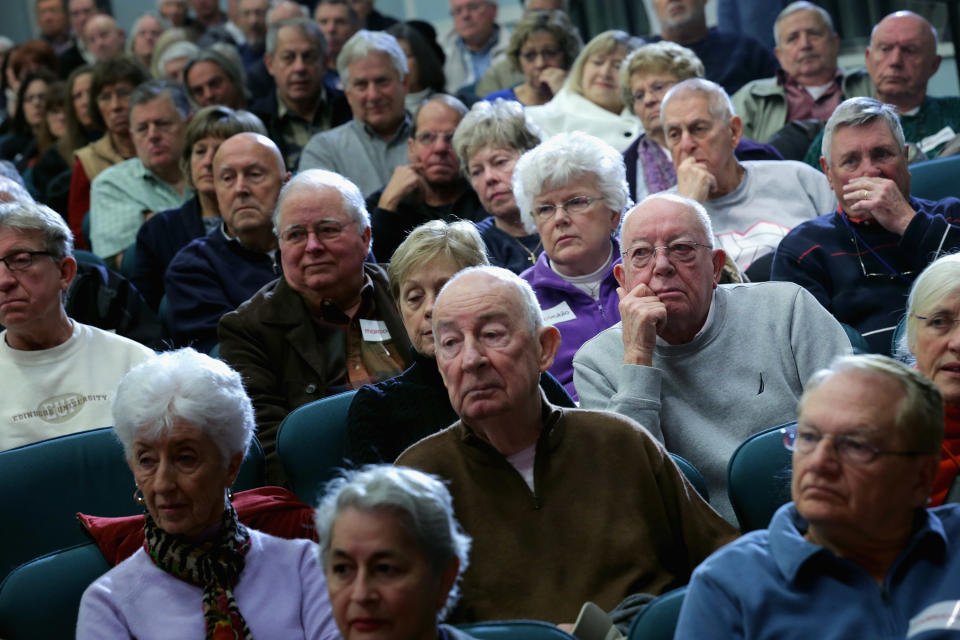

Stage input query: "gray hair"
[
  {"left": 156, "top": 40, "right": 200, "bottom": 77},
  {"left": 112, "top": 348, "right": 256, "bottom": 465},
  {"left": 620, "top": 192, "right": 716, "bottom": 248},
  {"left": 410, "top": 94, "right": 468, "bottom": 138},
  {"left": 182, "top": 47, "right": 250, "bottom": 107},
  {"left": 821, "top": 97, "right": 905, "bottom": 167},
  {"left": 274, "top": 168, "right": 371, "bottom": 249},
  {"left": 387, "top": 219, "right": 489, "bottom": 301},
  {"left": 126, "top": 14, "right": 163, "bottom": 56},
  {"left": 0, "top": 200, "right": 73, "bottom": 259},
  {"left": 774, "top": 2, "right": 835, "bottom": 47},
  {"left": 129, "top": 78, "right": 191, "bottom": 120},
  {"left": 902, "top": 252, "right": 960, "bottom": 360},
  {"left": 661, "top": 77, "right": 736, "bottom": 123},
  {"left": 438, "top": 265, "right": 544, "bottom": 335},
  {"left": 0, "top": 160, "right": 26, "bottom": 188},
  {"left": 337, "top": 29, "right": 408, "bottom": 87},
  {"left": 619, "top": 41, "right": 704, "bottom": 115},
  {"left": 512, "top": 131, "right": 630, "bottom": 234},
  {"left": 453, "top": 98, "right": 542, "bottom": 174},
  {"left": 799, "top": 353, "right": 944, "bottom": 454},
  {"left": 314, "top": 465, "right": 472, "bottom": 621},
  {"left": 266, "top": 0, "right": 309, "bottom": 22},
  {"left": 266, "top": 17, "right": 327, "bottom": 58}
]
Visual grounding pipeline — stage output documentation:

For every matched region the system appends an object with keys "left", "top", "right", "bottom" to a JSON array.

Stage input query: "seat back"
[
  {"left": 0, "top": 542, "right": 110, "bottom": 639},
  {"left": 669, "top": 453, "right": 709, "bottom": 502},
  {"left": 627, "top": 587, "right": 687, "bottom": 640},
  {"left": 457, "top": 620, "right": 578, "bottom": 639},
  {"left": 909, "top": 155, "right": 960, "bottom": 201},
  {"left": 276, "top": 390, "right": 358, "bottom": 506},
  {"left": 726, "top": 423, "right": 795, "bottom": 532},
  {"left": 0, "top": 428, "right": 264, "bottom": 582}
]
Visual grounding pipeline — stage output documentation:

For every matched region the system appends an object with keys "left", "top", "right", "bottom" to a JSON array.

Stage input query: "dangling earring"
[
  {"left": 133, "top": 486, "right": 145, "bottom": 505},
  {"left": 226, "top": 488, "right": 234, "bottom": 502}
]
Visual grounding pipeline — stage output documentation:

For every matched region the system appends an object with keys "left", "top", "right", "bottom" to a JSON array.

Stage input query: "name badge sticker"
[
  {"left": 907, "top": 601, "right": 960, "bottom": 637},
  {"left": 360, "top": 319, "right": 391, "bottom": 342},
  {"left": 542, "top": 301, "right": 577, "bottom": 326},
  {"left": 919, "top": 126, "right": 956, "bottom": 154}
]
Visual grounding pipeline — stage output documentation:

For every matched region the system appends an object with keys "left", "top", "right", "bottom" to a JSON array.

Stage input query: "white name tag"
[
  {"left": 919, "top": 126, "right": 956, "bottom": 154},
  {"left": 360, "top": 319, "right": 391, "bottom": 342},
  {"left": 908, "top": 601, "right": 960, "bottom": 637},
  {"left": 542, "top": 301, "right": 577, "bottom": 326}
]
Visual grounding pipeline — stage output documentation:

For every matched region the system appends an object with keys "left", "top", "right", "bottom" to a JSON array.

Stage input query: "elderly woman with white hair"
[
  {"left": 77, "top": 348, "right": 340, "bottom": 639},
  {"left": 901, "top": 253, "right": 960, "bottom": 506},
  {"left": 453, "top": 98, "right": 544, "bottom": 274},
  {"left": 525, "top": 30, "right": 643, "bottom": 153},
  {"left": 315, "top": 464, "right": 478, "bottom": 640},
  {"left": 513, "top": 131, "right": 629, "bottom": 399}
]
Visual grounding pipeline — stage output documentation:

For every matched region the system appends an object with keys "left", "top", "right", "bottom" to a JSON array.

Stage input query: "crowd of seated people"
[{"left": 4, "top": 1, "right": 960, "bottom": 638}]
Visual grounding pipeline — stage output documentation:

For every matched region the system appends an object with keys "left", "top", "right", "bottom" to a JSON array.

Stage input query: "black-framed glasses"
[
  {"left": 781, "top": 424, "right": 930, "bottom": 465},
  {"left": 0, "top": 250, "right": 53, "bottom": 272},
  {"left": 622, "top": 241, "right": 710, "bottom": 269},
  {"left": 278, "top": 220, "right": 356, "bottom": 245},
  {"left": 532, "top": 196, "right": 602, "bottom": 221}
]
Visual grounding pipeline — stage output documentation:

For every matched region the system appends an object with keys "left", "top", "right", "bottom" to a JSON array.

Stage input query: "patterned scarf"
[
  {"left": 637, "top": 134, "right": 677, "bottom": 195},
  {"left": 144, "top": 502, "right": 253, "bottom": 640}
]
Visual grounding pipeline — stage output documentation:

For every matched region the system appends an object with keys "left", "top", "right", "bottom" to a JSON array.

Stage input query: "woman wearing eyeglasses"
[
  {"left": 482, "top": 10, "right": 581, "bottom": 107},
  {"left": 901, "top": 253, "right": 960, "bottom": 506},
  {"left": 511, "top": 131, "right": 627, "bottom": 400}
]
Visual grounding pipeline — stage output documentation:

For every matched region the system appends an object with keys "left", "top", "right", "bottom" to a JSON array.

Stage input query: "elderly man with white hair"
[
  {"left": 219, "top": 168, "right": 411, "bottom": 484},
  {"left": 574, "top": 192, "right": 849, "bottom": 521},
  {"left": 298, "top": 29, "right": 412, "bottom": 198},
  {"left": 0, "top": 201, "right": 154, "bottom": 451},
  {"left": 676, "top": 354, "right": 960, "bottom": 639},
  {"left": 397, "top": 265, "right": 736, "bottom": 625},
  {"left": 662, "top": 77, "right": 835, "bottom": 273}
]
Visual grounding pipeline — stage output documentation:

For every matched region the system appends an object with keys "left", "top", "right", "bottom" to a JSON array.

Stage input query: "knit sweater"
[
  {"left": 396, "top": 397, "right": 738, "bottom": 624},
  {"left": 573, "top": 282, "right": 850, "bottom": 522},
  {"left": 771, "top": 197, "right": 960, "bottom": 354}
]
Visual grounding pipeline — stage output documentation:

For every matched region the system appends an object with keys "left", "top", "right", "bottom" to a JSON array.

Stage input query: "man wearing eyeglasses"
[
  {"left": 367, "top": 95, "right": 485, "bottom": 260},
  {"left": 574, "top": 192, "right": 849, "bottom": 522},
  {"left": 219, "top": 168, "right": 411, "bottom": 484},
  {"left": 676, "top": 354, "right": 960, "bottom": 640},
  {"left": 164, "top": 133, "right": 288, "bottom": 352},
  {"left": 0, "top": 201, "right": 154, "bottom": 451},
  {"left": 772, "top": 97, "right": 960, "bottom": 355}
]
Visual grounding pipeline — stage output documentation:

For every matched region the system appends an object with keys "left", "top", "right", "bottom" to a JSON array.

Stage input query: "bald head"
[
  {"left": 214, "top": 133, "right": 288, "bottom": 248},
  {"left": 866, "top": 11, "right": 941, "bottom": 111},
  {"left": 84, "top": 14, "right": 125, "bottom": 62},
  {"left": 267, "top": 0, "right": 308, "bottom": 23}
]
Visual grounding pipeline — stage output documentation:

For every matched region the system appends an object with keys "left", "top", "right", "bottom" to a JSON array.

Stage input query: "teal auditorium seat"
[
  {"left": 457, "top": 620, "right": 578, "bottom": 639},
  {"left": 909, "top": 155, "right": 960, "bottom": 201},
  {"left": 0, "top": 542, "right": 110, "bottom": 639},
  {"left": 0, "top": 428, "right": 265, "bottom": 582},
  {"left": 627, "top": 587, "right": 687, "bottom": 640},
  {"left": 726, "top": 422, "right": 795, "bottom": 532},
  {"left": 839, "top": 322, "right": 871, "bottom": 354},
  {"left": 669, "top": 453, "right": 709, "bottom": 502},
  {"left": 276, "top": 390, "right": 358, "bottom": 506},
  {"left": 73, "top": 250, "right": 106, "bottom": 267}
]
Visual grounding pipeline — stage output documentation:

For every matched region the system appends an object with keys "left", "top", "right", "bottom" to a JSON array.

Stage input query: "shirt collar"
[
  {"left": 360, "top": 112, "right": 412, "bottom": 144},
  {"left": 276, "top": 86, "right": 327, "bottom": 121},
  {"left": 777, "top": 67, "right": 842, "bottom": 89},
  {"left": 315, "top": 271, "right": 375, "bottom": 323},
  {"left": 456, "top": 24, "right": 500, "bottom": 56}
]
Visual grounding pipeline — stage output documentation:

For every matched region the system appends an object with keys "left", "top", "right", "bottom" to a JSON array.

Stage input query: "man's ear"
[
  {"left": 59, "top": 255, "right": 77, "bottom": 291},
  {"left": 537, "top": 325, "right": 561, "bottom": 373},
  {"left": 729, "top": 115, "right": 743, "bottom": 148},
  {"left": 711, "top": 248, "right": 726, "bottom": 287},
  {"left": 613, "top": 262, "right": 627, "bottom": 289}
]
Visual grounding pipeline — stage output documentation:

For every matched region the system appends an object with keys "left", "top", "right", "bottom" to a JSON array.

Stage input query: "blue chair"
[
  {"left": 840, "top": 323, "right": 871, "bottom": 354},
  {"left": 909, "top": 154, "right": 960, "bottom": 201},
  {"left": 627, "top": 587, "right": 687, "bottom": 640},
  {"left": 276, "top": 390, "right": 358, "bottom": 506},
  {"left": 670, "top": 453, "right": 709, "bottom": 502},
  {"left": 73, "top": 250, "right": 106, "bottom": 267},
  {"left": 726, "top": 423, "right": 795, "bottom": 532},
  {"left": 0, "top": 542, "right": 110, "bottom": 639},
  {"left": 457, "top": 620, "right": 578, "bottom": 639},
  {"left": 0, "top": 428, "right": 264, "bottom": 582}
]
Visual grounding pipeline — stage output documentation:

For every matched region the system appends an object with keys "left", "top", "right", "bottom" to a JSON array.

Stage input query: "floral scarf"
[{"left": 144, "top": 502, "right": 253, "bottom": 640}]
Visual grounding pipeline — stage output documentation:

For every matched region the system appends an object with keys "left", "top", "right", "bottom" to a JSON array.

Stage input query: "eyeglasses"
[
  {"left": 781, "top": 424, "right": 930, "bottom": 465},
  {"left": 915, "top": 312, "right": 960, "bottom": 334},
  {"left": 532, "top": 196, "right": 602, "bottom": 221},
  {"left": 632, "top": 81, "right": 673, "bottom": 104},
  {"left": 520, "top": 48, "right": 561, "bottom": 63},
  {"left": 622, "top": 241, "right": 710, "bottom": 269},
  {"left": 414, "top": 131, "right": 455, "bottom": 147},
  {"left": 279, "top": 219, "right": 356, "bottom": 245},
  {"left": 0, "top": 250, "right": 53, "bottom": 272}
]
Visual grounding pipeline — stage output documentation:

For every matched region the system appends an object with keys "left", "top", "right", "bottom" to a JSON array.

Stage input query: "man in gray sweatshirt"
[{"left": 573, "top": 193, "right": 850, "bottom": 522}]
